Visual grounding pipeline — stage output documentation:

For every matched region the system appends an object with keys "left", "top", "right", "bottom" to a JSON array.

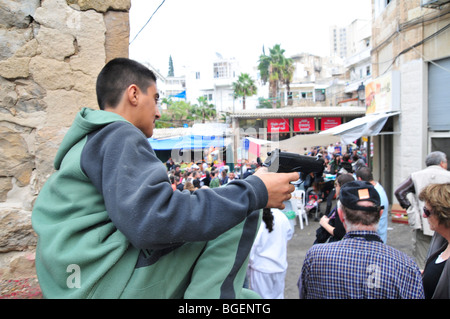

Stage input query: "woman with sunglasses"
[{"left": 419, "top": 183, "right": 450, "bottom": 299}]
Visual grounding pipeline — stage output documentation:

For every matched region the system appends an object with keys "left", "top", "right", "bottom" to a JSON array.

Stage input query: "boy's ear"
[{"left": 126, "top": 84, "right": 139, "bottom": 106}]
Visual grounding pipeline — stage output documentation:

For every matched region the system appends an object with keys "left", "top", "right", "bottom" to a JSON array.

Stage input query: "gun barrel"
[{"left": 263, "top": 149, "right": 324, "bottom": 175}]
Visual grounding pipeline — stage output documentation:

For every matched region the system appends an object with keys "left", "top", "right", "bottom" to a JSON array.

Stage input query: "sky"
[{"left": 129, "top": 0, "right": 372, "bottom": 76}]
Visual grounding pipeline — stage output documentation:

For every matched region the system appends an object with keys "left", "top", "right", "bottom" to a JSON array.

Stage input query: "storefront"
[
  {"left": 230, "top": 106, "right": 366, "bottom": 163},
  {"left": 237, "top": 111, "right": 352, "bottom": 142},
  {"left": 320, "top": 70, "right": 401, "bottom": 200}
]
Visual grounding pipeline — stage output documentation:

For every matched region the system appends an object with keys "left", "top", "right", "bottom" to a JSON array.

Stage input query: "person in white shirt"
[
  {"left": 248, "top": 208, "right": 293, "bottom": 298},
  {"left": 327, "top": 143, "right": 335, "bottom": 155}
]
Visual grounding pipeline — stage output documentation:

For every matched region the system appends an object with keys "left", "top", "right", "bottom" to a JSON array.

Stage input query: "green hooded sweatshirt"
[{"left": 32, "top": 108, "right": 268, "bottom": 298}]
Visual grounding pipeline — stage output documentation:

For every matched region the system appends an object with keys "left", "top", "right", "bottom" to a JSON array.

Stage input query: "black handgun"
[{"left": 263, "top": 149, "right": 325, "bottom": 176}]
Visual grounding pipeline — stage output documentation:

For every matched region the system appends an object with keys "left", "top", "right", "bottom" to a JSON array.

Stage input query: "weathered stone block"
[
  {"left": 104, "top": 10, "right": 129, "bottom": 62},
  {"left": 0, "top": 57, "right": 30, "bottom": 79},
  {"left": 29, "top": 56, "right": 74, "bottom": 90},
  {"left": 66, "top": 0, "right": 131, "bottom": 13},
  {"left": 0, "top": 252, "right": 37, "bottom": 280},
  {"left": 35, "top": 26, "right": 76, "bottom": 61},
  {"left": 0, "top": 77, "right": 18, "bottom": 115},
  {"left": 0, "top": 28, "right": 33, "bottom": 60},
  {"left": 14, "top": 39, "right": 38, "bottom": 59},
  {"left": 0, "top": 177, "right": 13, "bottom": 202},
  {"left": 0, "top": 208, "right": 37, "bottom": 253},
  {"left": 0, "top": 123, "right": 34, "bottom": 187},
  {"left": 0, "top": 0, "right": 40, "bottom": 28},
  {"left": 14, "top": 79, "right": 47, "bottom": 114}
]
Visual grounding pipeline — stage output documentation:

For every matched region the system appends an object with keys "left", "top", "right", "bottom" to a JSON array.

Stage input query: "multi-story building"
[
  {"left": 185, "top": 53, "right": 245, "bottom": 114},
  {"left": 330, "top": 25, "right": 348, "bottom": 59},
  {"left": 337, "top": 0, "right": 450, "bottom": 201},
  {"left": 343, "top": 19, "right": 372, "bottom": 105},
  {"left": 278, "top": 53, "right": 347, "bottom": 108}
]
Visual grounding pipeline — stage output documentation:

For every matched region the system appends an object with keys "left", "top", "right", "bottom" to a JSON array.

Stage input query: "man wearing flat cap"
[{"left": 298, "top": 181, "right": 425, "bottom": 299}]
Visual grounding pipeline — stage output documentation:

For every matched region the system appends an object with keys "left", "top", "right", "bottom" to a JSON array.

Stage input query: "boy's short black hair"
[{"left": 96, "top": 58, "right": 157, "bottom": 110}]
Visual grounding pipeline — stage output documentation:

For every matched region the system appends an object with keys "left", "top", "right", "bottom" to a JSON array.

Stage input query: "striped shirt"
[{"left": 299, "top": 231, "right": 425, "bottom": 299}]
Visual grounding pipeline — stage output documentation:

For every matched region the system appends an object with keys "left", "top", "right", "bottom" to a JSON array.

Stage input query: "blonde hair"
[
  {"left": 184, "top": 181, "right": 195, "bottom": 192},
  {"left": 419, "top": 183, "right": 450, "bottom": 228}
]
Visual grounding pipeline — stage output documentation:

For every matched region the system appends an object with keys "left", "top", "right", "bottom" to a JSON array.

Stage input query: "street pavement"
[{"left": 283, "top": 214, "right": 414, "bottom": 299}]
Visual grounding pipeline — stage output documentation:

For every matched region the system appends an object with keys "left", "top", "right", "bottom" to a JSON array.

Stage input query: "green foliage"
[
  {"left": 168, "top": 55, "right": 174, "bottom": 77},
  {"left": 257, "top": 97, "right": 275, "bottom": 109},
  {"left": 155, "top": 96, "right": 217, "bottom": 128}
]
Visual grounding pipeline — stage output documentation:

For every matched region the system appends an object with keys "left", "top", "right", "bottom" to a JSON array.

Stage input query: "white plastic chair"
[{"left": 291, "top": 190, "right": 308, "bottom": 229}]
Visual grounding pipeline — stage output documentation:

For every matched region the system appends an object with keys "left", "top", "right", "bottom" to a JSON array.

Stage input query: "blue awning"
[
  {"left": 171, "top": 90, "right": 186, "bottom": 99},
  {"left": 148, "top": 135, "right": 225, "bottom": 150}
]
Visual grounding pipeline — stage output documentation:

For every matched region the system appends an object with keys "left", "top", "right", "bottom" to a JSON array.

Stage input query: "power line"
[
  {"left": 129, "top": 0, "right": 166, "bottom": 45},
  {"left": 381, "top": 22, "right": 450, "bottom": 75},
  {"left": 396, "top": 25, "right": 450, "bottom": 75}
]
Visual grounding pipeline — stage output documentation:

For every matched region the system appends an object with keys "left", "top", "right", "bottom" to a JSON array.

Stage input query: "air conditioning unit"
[{"left": 421, "top": 0, "right": 450, "bottom": 8}]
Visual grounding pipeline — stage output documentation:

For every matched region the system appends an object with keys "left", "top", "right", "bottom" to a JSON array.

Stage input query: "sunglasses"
[{"left": 423, "top": 206, "right": 432, "bottom": 217}]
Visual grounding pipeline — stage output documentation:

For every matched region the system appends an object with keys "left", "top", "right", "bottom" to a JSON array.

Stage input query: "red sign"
[
  {"left": 321, "top": 117, "right": 342, "bottom": 131},
  {"left": 267, "top": 119, "right": 290, "bottom": 133},
  {"left": 293, "top": 118, "right": 315, "bottom": 132}
]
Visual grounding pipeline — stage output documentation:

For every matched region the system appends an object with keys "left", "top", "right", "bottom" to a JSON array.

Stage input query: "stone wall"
[{"left": 0, "top": 0, "right": 131, "bottom": 280}]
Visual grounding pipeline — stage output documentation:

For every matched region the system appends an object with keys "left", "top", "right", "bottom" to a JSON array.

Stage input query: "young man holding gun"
[{"left": 32, "top": 58, "right": 298, "bottom": 299}]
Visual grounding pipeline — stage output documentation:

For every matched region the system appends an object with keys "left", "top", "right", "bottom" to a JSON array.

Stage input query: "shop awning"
[
  {"left": 170, "top": 90, "right": 186, "bottom": 99},
  {"left": 319, "top": 111, "right": 400, "bottom": 144}
]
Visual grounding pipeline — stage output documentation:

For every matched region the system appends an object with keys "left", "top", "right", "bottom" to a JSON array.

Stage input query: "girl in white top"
[{"left": 248, "top": 208, "right": 293, "bottom": 299}]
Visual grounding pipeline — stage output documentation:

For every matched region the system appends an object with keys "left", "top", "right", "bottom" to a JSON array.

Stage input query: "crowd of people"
[
  {"left": 165, "top": 158, "right": 258, "bottom": 193},
  {"left": 164, "top": 144, "right": 450, "bottom": 299}
]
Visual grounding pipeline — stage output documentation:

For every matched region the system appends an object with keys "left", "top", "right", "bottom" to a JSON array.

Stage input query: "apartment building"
[
  {"left": 185, "top": 53, "right": 246, "bottom": 114},
  {"left": 369, "top": 0, "right": 450, "bottom": 200},
  {"left": 330, "top": 25, "right": 348, "bottom": 59},
  {"left": 344, "top": 19, "right": 372, "bottom": 103}
]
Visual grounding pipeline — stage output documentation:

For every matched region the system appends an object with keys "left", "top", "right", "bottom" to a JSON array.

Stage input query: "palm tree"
[
  {"left": 258, "top": 44, "right": 293, "bottom": 108},
  {"left": 192, "top": 96, "right": 216, "bottom": 123},
  {"left": 232, "top": 73, "right": 257, "bottom": 110},
  {"left": 283, "top": 58, "right": 295, "bottom": 106},
  {"left": 169, "top": 100, "right": 191, "bottom": 122}
]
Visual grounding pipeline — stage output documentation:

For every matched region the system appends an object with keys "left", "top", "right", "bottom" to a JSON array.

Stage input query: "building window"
[
  {"left": 315, "top": 89, "right": 326, "bottom": 102},
  {"left": 375, "top": 0, "right": 393, "bottom": 17},
  {"left": 430, "top": 134, "right": 450, "bottom": 171},
  {"left": 214, "top": 62, "right": 230, "bottom": 78},
  {"left": 195, "top": 72, "right": 200, "bottom": 79}
]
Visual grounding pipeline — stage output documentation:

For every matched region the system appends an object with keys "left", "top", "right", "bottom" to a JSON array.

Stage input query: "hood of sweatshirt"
[{"left": 54, "top": 107, "right": 129, "bottom": 170}]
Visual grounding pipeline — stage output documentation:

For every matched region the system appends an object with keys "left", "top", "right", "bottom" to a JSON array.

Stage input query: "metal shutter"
[{"left": 428, "top": 57, "right": 450, "bottom": 131}]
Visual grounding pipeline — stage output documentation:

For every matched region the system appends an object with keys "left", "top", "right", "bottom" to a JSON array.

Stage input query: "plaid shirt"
[{"left": 299, "top": 231, "right": 425, "bottom": 299}]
